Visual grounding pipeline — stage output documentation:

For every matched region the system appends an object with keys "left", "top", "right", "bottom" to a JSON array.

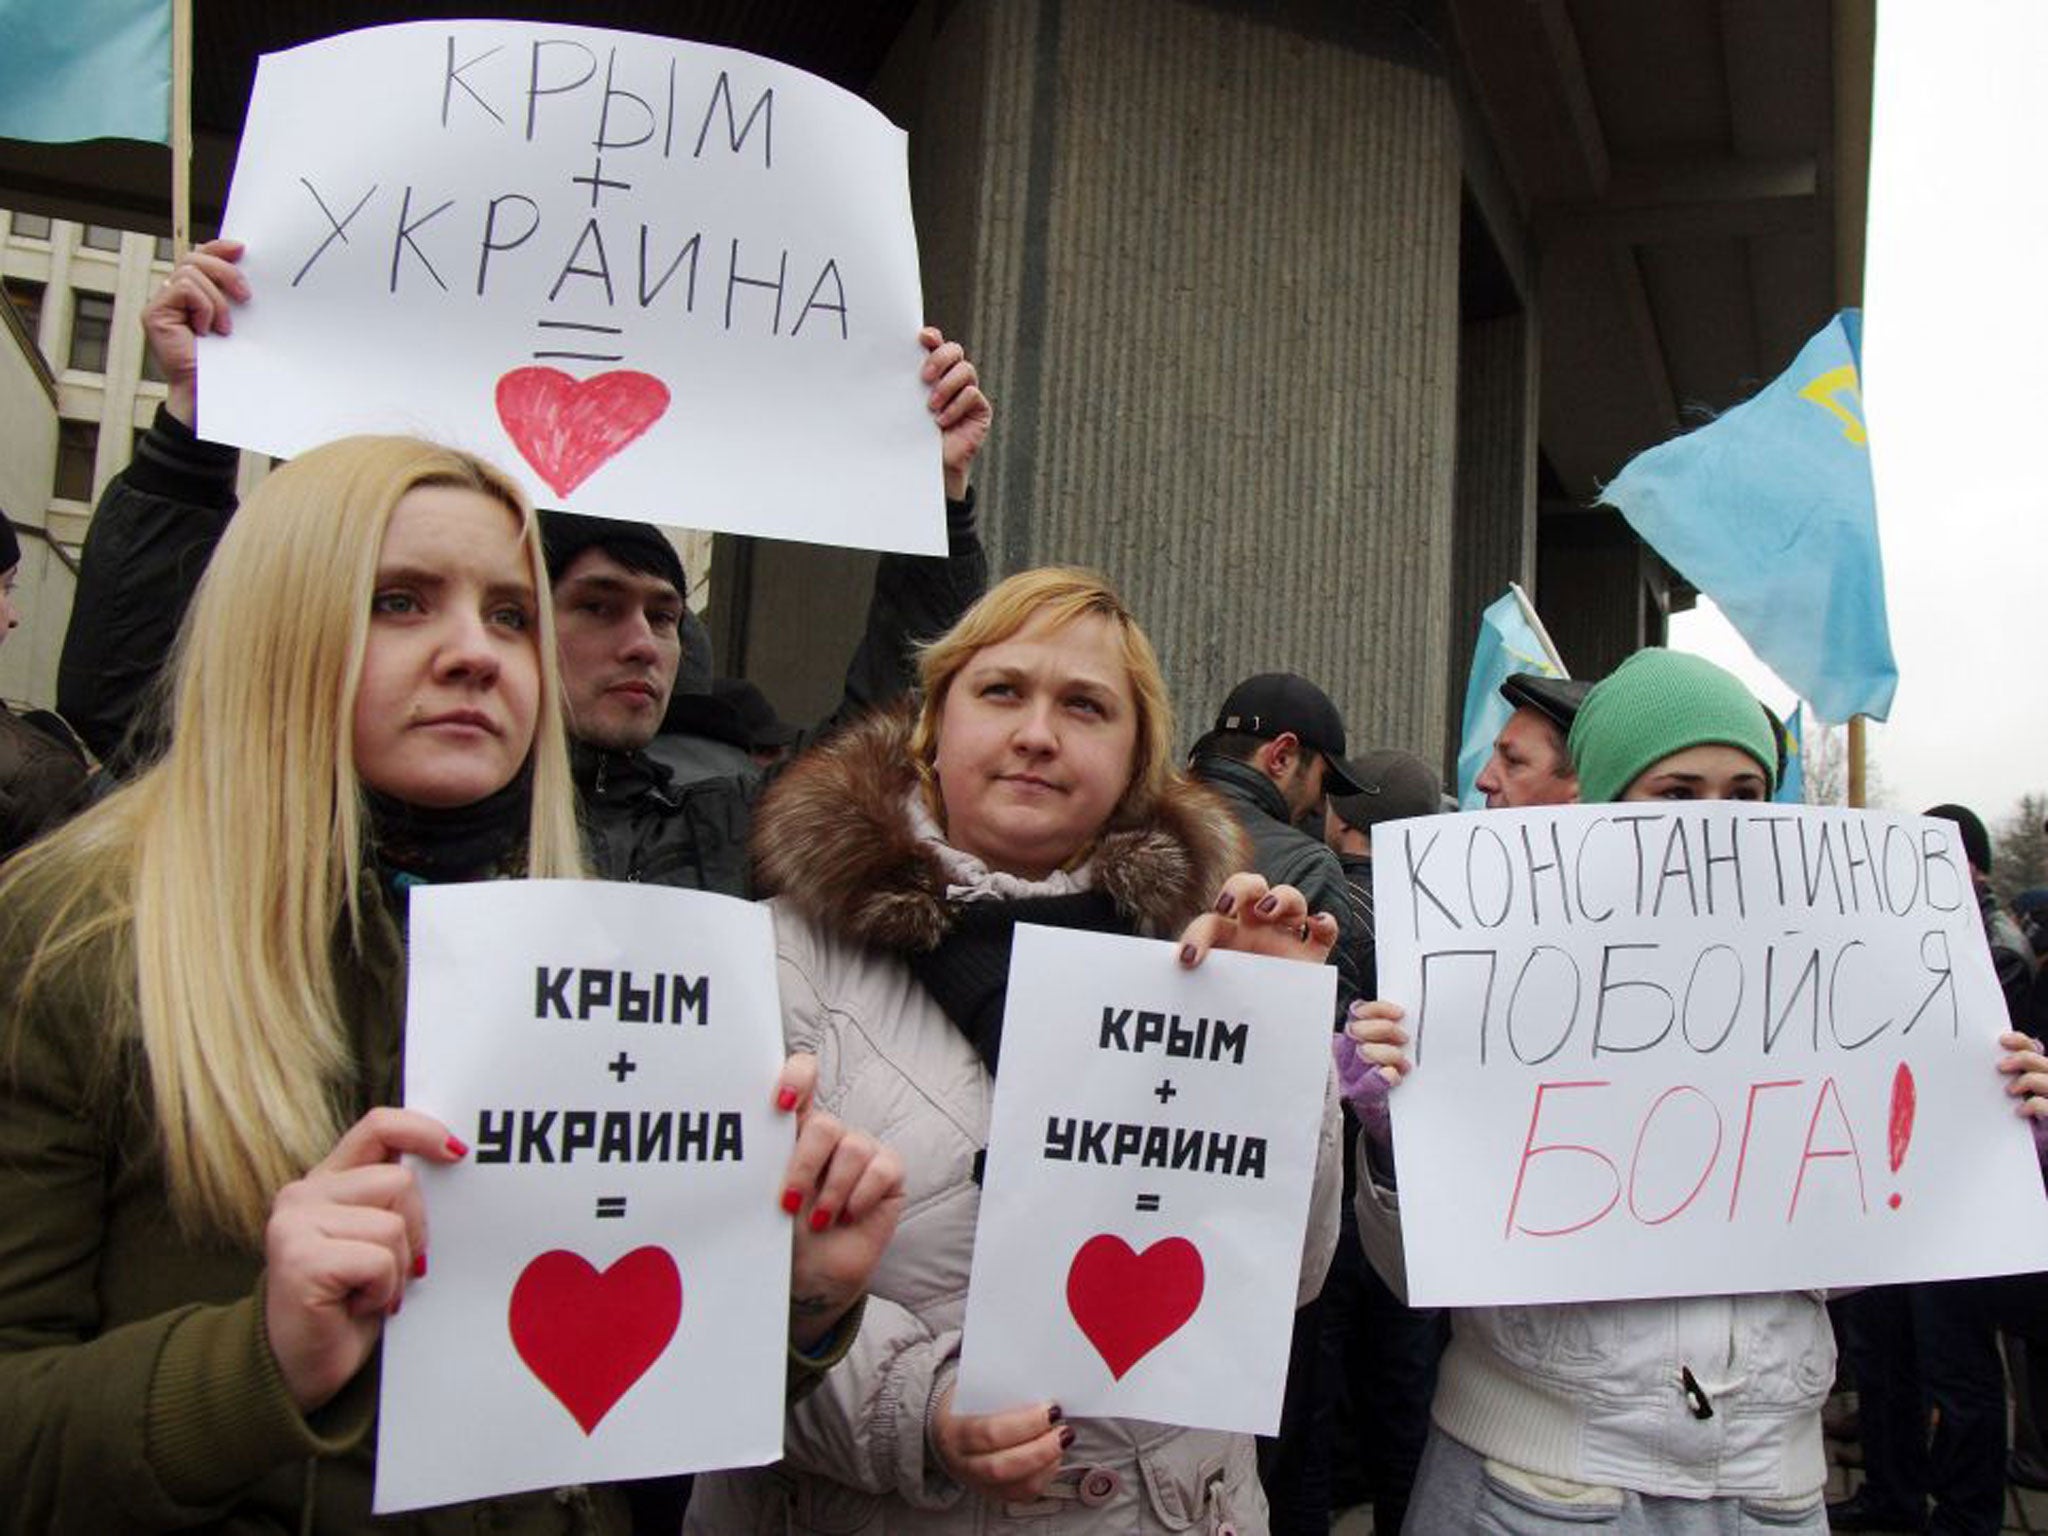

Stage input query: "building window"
[
  {"left": 80, "top": 224, "right": 123, "bottom": 252},
  {"left": 54, "top": 420, "right": 98, "bottom": 502},
  {"left": 3, "top": 278, "right": 44, "bottom": 344},
  {"left": 68, "top": 292, "right": 114, "bottom": 372},
  {"left": 11, "top": 212, "right": 52, "bottom": 240},
  {"left": 153, "top": 235, "right": 174, "bottom": 262}
]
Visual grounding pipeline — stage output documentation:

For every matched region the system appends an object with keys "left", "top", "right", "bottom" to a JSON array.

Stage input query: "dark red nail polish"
[
  {"left": 1214, "top": 892, "right": 1236, "bottom": 915},
  {"left": 444, "top": 1134, "right": 470, "bottom": 1158},
  {"left": 1179, "top": 943, "right": 1198, "bottom": 965},
  {"left": 781, "top": 1188, "right": 803, "bottom": 1214},
  {"left": 1058, "top": 1426, "right": 1076, "bottom": 1449},
  {"left": 411, "top": 1252, "right": 427, "bottom": 1279},
  {"left": 776, "top": 1087, "right": 799, "bottom": 1112},
  {"left": 810, "top": 1207, "right": 833, "bottom": 1232},
  {"left": 1047, "top": 1404, "right": 1065, "bottom": 1425},
  {"left": 1255, "top": 893, "right": 1279, "bottom": 915}
]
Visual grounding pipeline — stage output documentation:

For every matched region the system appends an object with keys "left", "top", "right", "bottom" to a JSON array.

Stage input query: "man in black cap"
[
  {"left": 1322, "top": 748, "right": 1442, "bottom": 1003},
  {"left": 1472, "top": 672, "right": 1590, "bottom": 809},
  {"left": 1189, "top": 671, "right": 1368, "bottom": 1012},
  {"left": 1188, "top": 671, "right": 1367, "bottom": 1536}
]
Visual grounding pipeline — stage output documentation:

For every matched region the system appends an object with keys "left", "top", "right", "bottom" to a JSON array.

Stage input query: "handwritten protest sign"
[
  {"left": 205, "top": 21, "right": 942, "bottom": 553},
  {"left": 375, "top": 881, "right": 788, "bottom": 1512},
  {"left": 955, "top": 926, "right": 1334, "bottom": 1435},
  {"left": 1372, "top": 804, "right": 2048, "bottom": 1307}
]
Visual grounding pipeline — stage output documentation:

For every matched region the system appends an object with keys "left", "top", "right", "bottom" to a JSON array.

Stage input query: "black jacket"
[
  {"left": 57, "top": 407, "right": 990, "bottom": 896},
  {"left": 1188, "top": 752, "right": 1364, "bottom": 1019}
]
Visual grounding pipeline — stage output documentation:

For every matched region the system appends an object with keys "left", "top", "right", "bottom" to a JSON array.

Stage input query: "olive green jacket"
[{"left": 0, "top": 853, "right": 633, "bottom": 1536}]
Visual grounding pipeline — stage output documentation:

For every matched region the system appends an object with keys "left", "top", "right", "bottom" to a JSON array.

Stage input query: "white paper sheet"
[
  {"left": 956, "top": 925, "right": 1336, "bottom": 1436},
  {"left": 206, "top": 21, "right": 942, "bottom": 553},
  {"left": 1371, "top": 804, "right": 2048, "bottom": 1306},
  {"left": 374, "top": 880, "right": 788, "bottom": 1512}
]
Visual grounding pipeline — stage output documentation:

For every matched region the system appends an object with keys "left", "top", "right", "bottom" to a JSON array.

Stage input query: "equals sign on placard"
[
  {"left": 1135, "top": 1193, "right": 1162, "bottom": 1213},
  {"left": 595, "top": 1196, "right": 628, "bottom": 1220}
]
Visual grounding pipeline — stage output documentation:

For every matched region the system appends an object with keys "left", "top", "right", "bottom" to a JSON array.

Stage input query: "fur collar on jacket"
[{"left": 752, "top": 706, "right": 1251, "bottom": 954}]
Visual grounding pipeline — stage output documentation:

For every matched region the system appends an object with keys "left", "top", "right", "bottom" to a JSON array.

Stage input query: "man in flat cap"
[{"left": 1472, "top": 672, "right": 1590, "bottom": 809}]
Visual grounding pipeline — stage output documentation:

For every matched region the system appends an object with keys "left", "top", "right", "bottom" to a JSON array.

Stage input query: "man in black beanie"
[{"left": 58, "top": 239, "right": 994, "bottom": 897}]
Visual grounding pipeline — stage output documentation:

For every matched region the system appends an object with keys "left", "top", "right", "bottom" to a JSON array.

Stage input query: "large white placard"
[
  {"left": 206, "top": 21, "right": 942, "bottom": 554},
  {"left": 955, "top": 925, "right": 1335, "bottom": 1435},
  {"left": 375, "top": 880, "right": 789, "bottom": 1512},
  {"left": 1372, "top": 804, "right": 2048, "bottom": 1307}
]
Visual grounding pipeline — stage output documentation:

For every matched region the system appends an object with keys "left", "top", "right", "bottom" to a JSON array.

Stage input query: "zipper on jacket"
[{"left": 1679, "top": 1365, "right": 1715, "bottom": 1420}]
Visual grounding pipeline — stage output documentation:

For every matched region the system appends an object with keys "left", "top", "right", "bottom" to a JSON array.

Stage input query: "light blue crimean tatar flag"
[
  {"left": 0, "top": 0, "right": 171, "bottom": 146},
  {"left": 1456, "top": 584, "right": 1564, "bottom": 809},
  {"left": 1773, "top": 704, "right": 1806, "bottom": 804},
  {"left": 1598, "top": 310, "right": 1896, "bottom": 723}
]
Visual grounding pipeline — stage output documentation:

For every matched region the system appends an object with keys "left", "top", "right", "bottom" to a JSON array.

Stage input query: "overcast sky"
[{"left": 1668, "top": 0, "right": 2047, "bottom": 829}]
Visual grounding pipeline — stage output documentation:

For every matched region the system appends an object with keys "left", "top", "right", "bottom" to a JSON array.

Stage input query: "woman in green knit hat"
[
  {"left": 1568, "top": 647, "right": 1778, "bottom": 808},
  {"left": 1339, "top": 647, "right": 2046, "bottom": 1535}
]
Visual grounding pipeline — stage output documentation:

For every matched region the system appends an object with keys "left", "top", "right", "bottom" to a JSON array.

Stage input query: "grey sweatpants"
[{"left": 1398, "top": 1429, "right": 1827, "bottom": 1536}]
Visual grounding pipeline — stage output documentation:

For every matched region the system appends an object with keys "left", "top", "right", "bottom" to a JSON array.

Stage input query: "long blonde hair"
[
  {"left": 4, "top": 436, "right": 583, "bottom": 1244},
  {"left": 909, "top": 566, "right": 1177, "bottom": 829}
]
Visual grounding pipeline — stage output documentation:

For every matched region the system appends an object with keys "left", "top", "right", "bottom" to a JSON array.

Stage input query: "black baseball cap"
[
  {"left": 1329, "top": 749, "right": 1443, "bottom": 832},
  {"left": 1499, "top": 673, "right": 1591, "bottom": 733},
  {"left": 1197, "top": 673, "right": 1364, "bottom": 795}
]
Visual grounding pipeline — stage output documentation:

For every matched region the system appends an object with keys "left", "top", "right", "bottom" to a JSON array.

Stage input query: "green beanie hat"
[{"left": 1567, "top": 649, "right": 1778, "bottom": 805}]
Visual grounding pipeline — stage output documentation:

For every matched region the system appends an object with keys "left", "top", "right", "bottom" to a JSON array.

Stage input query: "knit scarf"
[
  {"left": 905, "top": 889, "right": 1134, "bottom": 1077},
  {"left": 364, "top": 759, "right": 533, "bottom": 885}
]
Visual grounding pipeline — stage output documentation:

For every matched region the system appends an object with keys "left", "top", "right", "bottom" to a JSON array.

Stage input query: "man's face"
[
  {"left": 551, "top": 548, "right": 684, "bottom": 753},
  {"left": 1267, "top": 737, "right": 1328, "bottom": 822},
  {"left": 1474, "top": 707, "right": 1577, "bottom": 809}
]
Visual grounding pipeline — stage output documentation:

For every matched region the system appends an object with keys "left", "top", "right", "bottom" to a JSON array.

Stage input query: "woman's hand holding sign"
[
  {"left": 920, "top": 326, "right": 990, "bottom": 502},
  {"left": 773, "top": 1053, "right": 906, "bottom": 1353},
  {"left": 1175, "top": 875, "right": 1338, "bottom": 970},
  {"left": 263, "top": 1107, "right": 467, "bottom": 1414}
]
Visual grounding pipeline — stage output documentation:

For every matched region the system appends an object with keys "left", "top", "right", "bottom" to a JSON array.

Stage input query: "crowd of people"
[{"left": 0, "top": 239, "right": 2044, "bottom": 1536}]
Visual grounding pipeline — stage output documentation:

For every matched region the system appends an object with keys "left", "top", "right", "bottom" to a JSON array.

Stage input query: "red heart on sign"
[
  {"left": 494, "top": 366, "right": 671, "bottom": 498},
  {"left": 508, "top": 1246, "right": 682, "bottom": 1434},
  {"left": 1065, "top": 1234, "right": 1204, "bottom": 1380}
]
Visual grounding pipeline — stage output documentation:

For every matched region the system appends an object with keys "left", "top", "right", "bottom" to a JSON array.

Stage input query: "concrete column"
[
  {"left": 893, "top": 0, "right": 1464, "bottom": 752},
  {"left": 708, "top": 0, "right": 1467, "bottom": 744},
  {"left": 1443, "top": 308, "right": 1538, "bottom": 766}
]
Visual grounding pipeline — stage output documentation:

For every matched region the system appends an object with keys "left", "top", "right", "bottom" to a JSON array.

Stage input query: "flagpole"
[
  {"left": 1847, "top": 715, "right": 1867, "bottom": 808},
  {"left": 171, "top": 0, "right": 192, "bottom": 255},
  {"left": 1508, "top": 582, "right": 1568, "bottom": 676}
]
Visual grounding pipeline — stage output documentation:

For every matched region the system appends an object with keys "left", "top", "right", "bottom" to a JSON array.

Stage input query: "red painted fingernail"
[
  {"left": 781, "top": 1188, "right": 803, "bottom": 1214},
  {"left": 411, "top": 1252, "right": 427, "bottom": 1279},
  {"left": 776, "top": 1087, "right": 799, "bottom": 1112},
  {"left": 1214, "top": 892, "right": 1236, "bottom": 915},
  {"left": 809, "top": 1207, "right": 833, "bottom": 1232},
  {"left": 1255, "top": 893, "right": 1279, "bottom": 915},
  {"left": 1058, "top": 1426, "right": 1076, "bottom": 1449},
  {"left": 444, "top": 1135, "right": 469, "bottom": 1158},
  {"left": 1047, "top": 1404, "right": 1065, "bottom": 1425},
  {"left": 1179, "top": 943, "right": 1198, "bottom": 965}
]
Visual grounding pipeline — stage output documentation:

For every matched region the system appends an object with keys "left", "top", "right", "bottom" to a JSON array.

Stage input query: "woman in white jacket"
[
  {"left": 1346, "top": 648, "right": 2048, "bottom": 1535},
  {"left": 685, "top": 566, "right": 1344, "bottom": 1535}
]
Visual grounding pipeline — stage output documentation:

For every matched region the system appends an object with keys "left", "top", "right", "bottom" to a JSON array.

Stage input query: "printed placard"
[
  {"left": 956, "top": 925, "right": 1335, "bottom": 1435},
  {"left": 375, "top": 880, "right": 788, "bottom": 1512},
  {"left": 1373, "top": 804, "right": 2048, "bottom": 1307},
  {"left": 205, "top": 20, "right": 942, "bottom": 553}
]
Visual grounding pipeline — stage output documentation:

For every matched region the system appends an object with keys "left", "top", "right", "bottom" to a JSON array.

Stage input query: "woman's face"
[
  {"left": 1621, "top": 743, "right": 1770, "bottom": 803},
  {"left": 351, "top": 486, "right": 541, "bottom": 809},
  {"left": 933, "top": 609, "right": 1140, "bottom": 879}
]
